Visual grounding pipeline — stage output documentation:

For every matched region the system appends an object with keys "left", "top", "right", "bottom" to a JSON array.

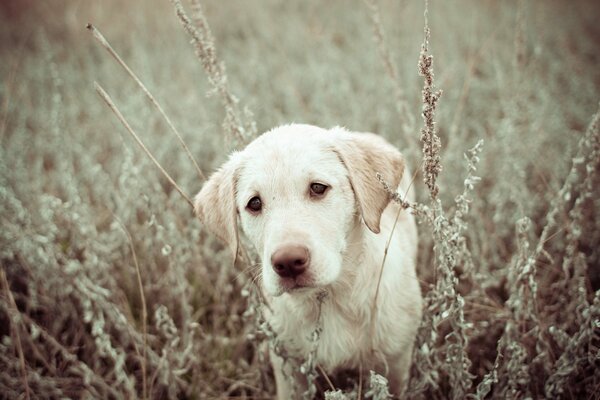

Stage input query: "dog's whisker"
[{"left": 232, "top": 263, "right": 262, "bottom": 283}]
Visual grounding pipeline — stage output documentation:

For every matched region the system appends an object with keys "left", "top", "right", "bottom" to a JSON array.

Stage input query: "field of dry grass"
[{"left": 1, "top": 0, "right": 599, "bottom": 398}]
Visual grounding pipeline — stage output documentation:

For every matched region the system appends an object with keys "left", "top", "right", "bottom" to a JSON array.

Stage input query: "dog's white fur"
[{"left": 195, "top": 124, "right": 422, "bottom": 398}]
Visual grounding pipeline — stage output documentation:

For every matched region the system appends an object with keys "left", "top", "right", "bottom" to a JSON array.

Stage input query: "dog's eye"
[
  {"left": 310, "top": 183, "right": 328, "bottom": 197},
  {"left": 246, "top": 196, "right": 262, "bottom": 213}
]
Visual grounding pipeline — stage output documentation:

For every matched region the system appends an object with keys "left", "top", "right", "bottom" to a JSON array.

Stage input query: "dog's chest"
[{"left": 269, "top": 295, "right": 375, "bottom": 370}]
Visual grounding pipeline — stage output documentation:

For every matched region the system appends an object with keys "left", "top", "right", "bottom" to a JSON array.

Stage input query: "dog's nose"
[{"left": 271, "top": 245, "right": 310, "bottom": 278}]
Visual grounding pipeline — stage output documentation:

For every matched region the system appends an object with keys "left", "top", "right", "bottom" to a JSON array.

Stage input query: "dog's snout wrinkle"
[{"left": 271, "top": 245, "right": 310, "bottom": 278}]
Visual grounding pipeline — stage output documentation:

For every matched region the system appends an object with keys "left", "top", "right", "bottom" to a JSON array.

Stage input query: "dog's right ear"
[{"left": 194, "top": 152, "right": 242, "bottom": 259}]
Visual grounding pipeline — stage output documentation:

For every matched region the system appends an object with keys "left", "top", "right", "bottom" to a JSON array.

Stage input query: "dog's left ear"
[
  {"left": 194, "top": 152, "right": 242, "bottom": 259},
  {"left": 333, "top": 128, "right": 405, "bottom": 234}
]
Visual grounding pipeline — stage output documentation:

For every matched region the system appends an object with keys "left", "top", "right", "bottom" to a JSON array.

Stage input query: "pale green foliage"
[
  {"left": 0, "top": 1, "right": 599, "bottom": 399},
  {"left": 365, "top": 371, "right": 391, "bottom": 400}
]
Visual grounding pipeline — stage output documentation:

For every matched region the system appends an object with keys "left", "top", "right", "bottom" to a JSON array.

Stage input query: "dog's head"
[{"left": 195, "top": 124, "right": 405, "bottom": 296}]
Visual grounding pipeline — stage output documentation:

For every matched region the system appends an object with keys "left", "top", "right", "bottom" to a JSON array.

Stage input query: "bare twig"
[
  {"left": 94, "top": 81, "right": 194, "bottom": 209},
  {"left": 317, "top": 365, "right": 336, "bottom": 392},
  {"left": 87, "top": 23, "right": 206, "bottom": 181}
]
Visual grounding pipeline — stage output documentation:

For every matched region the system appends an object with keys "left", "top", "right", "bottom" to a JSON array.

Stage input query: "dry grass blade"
[
  {"left": 363, "top": 0, "right": 416, "bottom": 154},
  {"left": 112, "top": 216, "right": 148, "bottom": 400},
  {"left": 369, "top": 201, "right": 407, "bottom": 349},
  {"left": 317, "top": 365, "right": 336, "bottom": 392},
  {"left": 358, "top": 364, "right": 363, "bottom": 400},
  {"left": 87, "top": 23, "right": 206, "bottom": 181},
  {"left": 1, "top": 266, "right": 31, "bottom": 400},
  {"left": 94, "top": 81, "right": 194, "bottom": 209}
]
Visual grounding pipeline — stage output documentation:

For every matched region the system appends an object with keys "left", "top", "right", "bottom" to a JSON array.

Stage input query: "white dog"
[{"left": 195, "top": 124, "right": 422, "bottom": 398}]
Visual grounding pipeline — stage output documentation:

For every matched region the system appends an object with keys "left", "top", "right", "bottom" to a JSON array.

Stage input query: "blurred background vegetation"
[{"left": 1, "top": 0, "right": 599, "bottom": 398}]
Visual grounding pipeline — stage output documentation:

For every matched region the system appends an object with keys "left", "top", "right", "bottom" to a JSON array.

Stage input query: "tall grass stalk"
[
  {"left": 170, "top": 0, "right": 256, "bottom": 148},
  {"left": 94, "top": 82, "right": 194, "bottom": 209},
  {"left": 113, "top": 217, "right": 148, "bottom": 400},
  {"left": 87, "top": 23, "right": 206, "bottom": 181},
  {"left": 363, "top": 0, "right": 416, "bottom": 156},
  {"left": 417, "top": 0, "right": 442, "bottom": 200}
]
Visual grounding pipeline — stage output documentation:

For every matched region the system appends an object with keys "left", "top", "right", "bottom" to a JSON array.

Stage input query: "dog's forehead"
[
  {"left": 251, "top": 132, "right": 331, "bottom": 165},
  {"left": 248, "top": 124, "right": 331, "bottom": 152},
  {"left": 236, "top": 125, "right": 345, "bottom": 192}
]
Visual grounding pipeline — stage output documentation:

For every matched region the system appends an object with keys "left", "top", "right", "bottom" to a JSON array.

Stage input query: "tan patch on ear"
[
  {"left": 194, "top": 153, "right": 242, "bottom": 259},
  {"left": 333, "top": 129, "right": 405, "bottom": 233}
]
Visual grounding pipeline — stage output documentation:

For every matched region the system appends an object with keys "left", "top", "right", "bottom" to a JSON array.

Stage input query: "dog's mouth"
[{"left": 278, "top": 277, "right": 316, "bottom": 294}]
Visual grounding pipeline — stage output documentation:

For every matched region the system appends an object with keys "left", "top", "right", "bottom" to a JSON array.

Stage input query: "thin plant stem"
[
  {"left": 363, "top": 0, "right": 416, "bottom": 155},
  {"left": 1, "top": 266, "right": 31, "bottom": 400},
  {"left": 532, "top": 104, "right": 600, "bottom": 264},
  {"left": 112, "top": 216, "right": 148, "bottom": 400},
  {"left": 369, "top": 201, "right": 406, "bottom": 353},
  {"left": 94, "top": 81, "right": 194, "bottom": 209},
  {"left": 87, "top": 23, "right": 206, "bottom": 181},
  {"left": 316, "top": 365, "right": 335, "bottom": 392},
  {"left": 170, "top": 0, "right": 250, "bottom": 146}
]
